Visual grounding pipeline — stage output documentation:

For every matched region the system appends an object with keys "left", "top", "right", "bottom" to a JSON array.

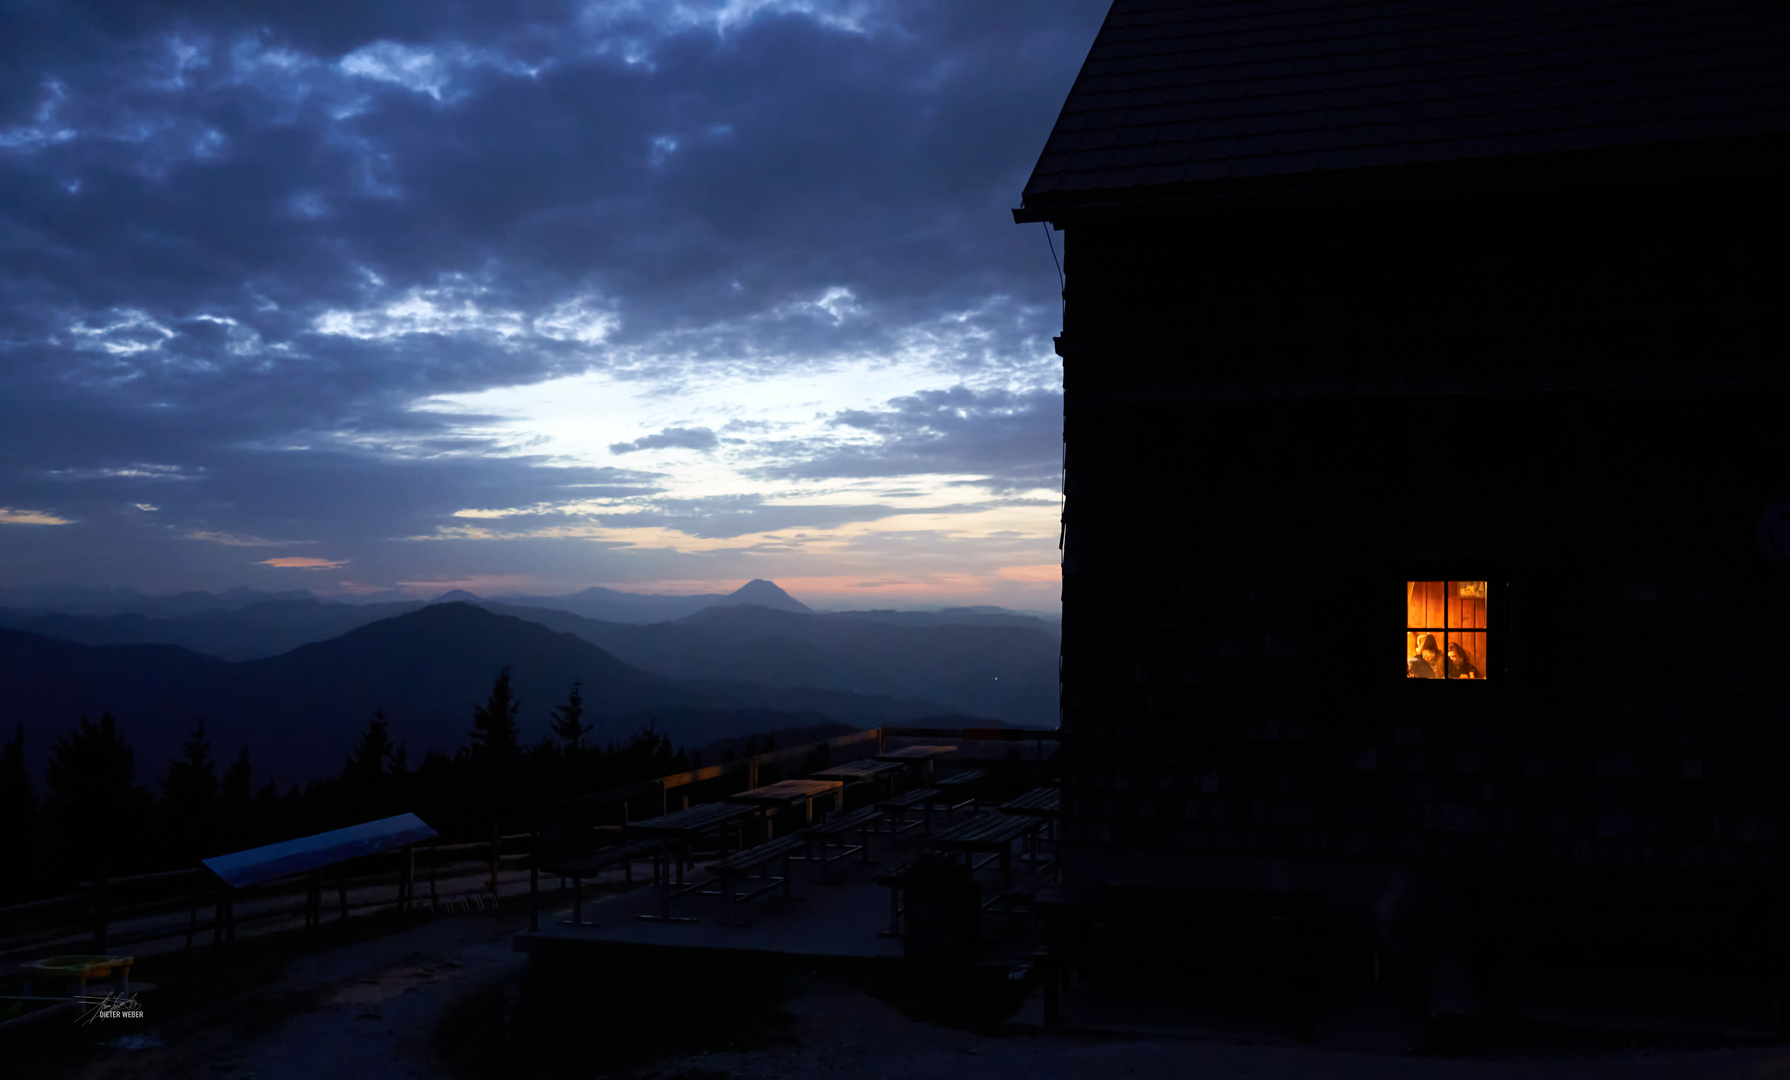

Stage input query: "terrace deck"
[{"left": 513, "top": 809, "right": 1043, "bottom": 967}]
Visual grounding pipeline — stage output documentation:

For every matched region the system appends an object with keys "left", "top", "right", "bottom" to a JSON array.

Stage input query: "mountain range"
[
  {"left": 0, "top": 580, "right": 1057, "bottom": 662},
  {"left": 0, "top": 603, "right": 984, "bottom": 788},
  {"left": 0, "top": 580, "right": 1060, "bottom": 787},
  {"left": 0, "top": 578, "right": 1044, "bottom": 624}
]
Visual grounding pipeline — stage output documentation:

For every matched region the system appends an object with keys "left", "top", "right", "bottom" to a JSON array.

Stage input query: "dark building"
[{"left": 1016, "top": 0, "right": 1790, "bottom": 1005}]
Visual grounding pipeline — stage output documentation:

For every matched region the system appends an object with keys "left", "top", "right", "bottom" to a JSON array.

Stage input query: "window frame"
[
  {"left": 1406, "top": 580, "right": 1491, "bottom": 681},
  {"left": 1380, "top": 556, "right": 1514, "bottom": 691}
]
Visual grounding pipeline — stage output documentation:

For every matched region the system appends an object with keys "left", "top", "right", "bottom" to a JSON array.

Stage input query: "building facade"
[{"left": 1017, "top": 0, "right": 1790, "bottom": 972}]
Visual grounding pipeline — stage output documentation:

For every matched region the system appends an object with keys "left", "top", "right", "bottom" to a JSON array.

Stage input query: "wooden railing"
[{"left": 0, "top": 725, "right": 1059, "bottom": 963}]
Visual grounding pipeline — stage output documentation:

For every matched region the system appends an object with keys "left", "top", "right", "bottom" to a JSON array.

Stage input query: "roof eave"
[{"left": 1014, "top": 133, "right": 1790, "bottom": 225}]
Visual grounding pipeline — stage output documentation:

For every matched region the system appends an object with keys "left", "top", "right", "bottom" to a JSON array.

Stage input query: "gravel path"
[
  {"left": 50, "top": 910, "right": 527, "bottom": 1080},
  {"left": 633, "top": 979, "right": 1790, "bottom": 1080},
  {"left": 39, "top": 903, "right": 1790, "bottom": 1080}
]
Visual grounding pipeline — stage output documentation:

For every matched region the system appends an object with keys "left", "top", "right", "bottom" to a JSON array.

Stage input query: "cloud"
[
  {"left": 185, "top": 531, "right": 316, "bottom": 548},
  {"left": 0, "top": 507, "right": 72, "bottom": 525},
  {"left": 0, "top": 0, "right": 1104, "bottom": 600},
  {"left": 750, "top": 384, "right": 1063, "bottom": 492},
  {"left": 257, "top": 556, "right": 348, "bottom": 569},
  {"left": 608, "top": 427, "right": 720, "bottom": 455}
]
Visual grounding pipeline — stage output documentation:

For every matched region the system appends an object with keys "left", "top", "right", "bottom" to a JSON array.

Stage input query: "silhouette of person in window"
[
  {"left": 1446, "top": 640, "right": 1481, "bottom": 680},
  {"left": 1407, "top": 634, "right": 1440, "bottom": 678}
]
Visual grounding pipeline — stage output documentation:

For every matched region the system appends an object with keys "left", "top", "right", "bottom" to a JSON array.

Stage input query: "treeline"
[{"left": 0, "top": 667, "right": 727, "bottom": 904}]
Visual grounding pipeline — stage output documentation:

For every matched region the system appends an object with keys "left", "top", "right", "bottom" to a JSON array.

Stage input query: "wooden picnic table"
[
  {"left": 626, "top": 802, "right": 762, "bottom": 923},
  {"left": 873, "top": 744, "right": 957, "bottom": 781},
  {"left": 727, "top": 779, "right": 846, "bottom": 837},
  {"left": 932, "top": 812, "right": 1047, "bottom": 879},
  {"left": 998, "top": 787, "right": 1060, "bottom": 844},
  {"left": 810, "top": 759, "right": 907, "bottom": 801},
  {"left": 811, "top": 759, "right": 907, "bottom": 783},
  {"left": 998, "top": 787, "right": 1060, "bottom": 817}
]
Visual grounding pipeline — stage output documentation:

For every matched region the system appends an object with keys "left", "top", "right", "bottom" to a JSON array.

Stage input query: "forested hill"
[
  {"left": 480, "top": 601, "right": 1059, "bottom": 728},
  {"left": 0, "top": 593, "right": 1061, "bottom": 727},
  {"left": 0, "top": 603, "right": 958, "bottom": 787}
]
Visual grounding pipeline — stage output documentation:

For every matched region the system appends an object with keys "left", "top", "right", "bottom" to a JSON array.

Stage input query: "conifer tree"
[
  {"left": 220, "top": 745, "right": 254, "bottom": 852},
  {"left": 46, "top": 713, "right": 148, "bottom": 873},
  {"left": 161, "top": 721, "right": 219, "bottom": 807},
  {"left": 550, "top": 682, "right": 592, "bottom": 751},
  {"left": 344, "top": 711, "right": 396, "bottom": 787},
  {"left": 468, "top": 667, "right": 522, "bottom": 764},
  {"left": 343, "top": 711, "right": 399, "bottom": 821},
  {"left": 221, "top": 745, "right": 253, "bottom": 807},
  {"left": 160, "top": 720, "right": 220, "bottom": 862}
]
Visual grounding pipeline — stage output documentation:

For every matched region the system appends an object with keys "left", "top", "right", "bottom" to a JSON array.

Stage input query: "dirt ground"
[{"left": 20, "top": 902, "right": 1790, "bottom": 1080}]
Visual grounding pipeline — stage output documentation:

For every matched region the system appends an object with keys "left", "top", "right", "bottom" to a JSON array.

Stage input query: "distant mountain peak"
[
  {"left": 430, "top": 589, "right": 484, "bottom": 603},
  {"left": 718, "top": 579, "right": 810, "bottom": 613}
]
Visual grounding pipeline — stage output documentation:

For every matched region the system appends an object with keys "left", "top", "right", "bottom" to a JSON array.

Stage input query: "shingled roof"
[{"left": 1017, "top": 0, "right": 1790, "bottom": 215}]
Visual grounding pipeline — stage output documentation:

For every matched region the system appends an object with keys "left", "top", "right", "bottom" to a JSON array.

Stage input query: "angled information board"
[{"left": 202, "top": 813, "right": 439, "bottom": 889}]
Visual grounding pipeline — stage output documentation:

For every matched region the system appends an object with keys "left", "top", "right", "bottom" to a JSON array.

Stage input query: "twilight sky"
[{"left": 0, "top": 0, "right": 1105, "bottom": 611}]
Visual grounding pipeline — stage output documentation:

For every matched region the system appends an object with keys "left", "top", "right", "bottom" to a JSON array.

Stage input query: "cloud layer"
[{"left": 0, "top": 0, "right": 1100, "bottom": 609}]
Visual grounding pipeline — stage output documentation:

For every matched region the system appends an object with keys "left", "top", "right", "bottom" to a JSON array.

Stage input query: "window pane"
[
  {"left": 1444, "top": 631, "right": 1487, "bottom": 680},
  {"left": 1407, "top": 630, "right": 1443, "bottom": 678},
  {"left": 1450, "top": 580, "right": 1488, "bottom": 630},
  {"left": 1406, "top": 581, "right": 1445, "bottom": 629}
]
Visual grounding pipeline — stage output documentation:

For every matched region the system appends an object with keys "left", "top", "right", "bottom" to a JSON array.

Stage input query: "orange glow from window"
[{"left": 1406, "top": 581, "right": 1487, "bottom": 679}]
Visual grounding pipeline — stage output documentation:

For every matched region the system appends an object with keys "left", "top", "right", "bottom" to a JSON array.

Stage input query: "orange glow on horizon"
[
  {"left": 995, "top": 564, "right": 1060, "bottom": 583},
  {"left": 393, "top": 574, "right": 543, "bottom": 595}
]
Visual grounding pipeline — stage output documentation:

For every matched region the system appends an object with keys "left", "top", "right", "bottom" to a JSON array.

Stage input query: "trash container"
[{"left": 900, "top": 854, "right": 981, "bottom": 961}]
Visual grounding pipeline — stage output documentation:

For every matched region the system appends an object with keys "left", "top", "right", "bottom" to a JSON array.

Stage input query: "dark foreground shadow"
[{"left": 434, "top": 947, "right": 800, "bottom": 1079}]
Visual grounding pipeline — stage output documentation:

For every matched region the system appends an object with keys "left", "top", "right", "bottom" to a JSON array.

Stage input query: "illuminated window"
[{"left": 1406, "top": 581, "right": 1488, "bottom": 680}]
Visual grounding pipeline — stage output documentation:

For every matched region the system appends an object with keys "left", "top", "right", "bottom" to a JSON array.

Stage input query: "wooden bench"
[
  {"left": 875, "top": 787, "right": 940, "bottom": 841},
  {"left": 698, "top": 832, "right": 812, "bottom": 926},
  {"left": 999, "top": 786, "right": 1061, "bottom": 843},
  {"left": 998, "top": 786, "right": 1060, "bottom": 815},
  {"left": 933, "top": 811, "right": 1044, "bottom": 878},
  {"left": 799, "top": 805, "right": 883, "bottom": 880},
  {"left": 929, "top": 769, "right": 986, "bottom": 817},
  {"left": 540, "top": 838, "right": 668, "bottom": 927}
]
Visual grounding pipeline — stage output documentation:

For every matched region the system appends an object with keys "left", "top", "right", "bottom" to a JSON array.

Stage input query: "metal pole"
[
  {"left": 528, "top": 827, "right": 540, "bottom": 932},
  {"left": 488, "top": 822, "right": 499, "bottom": 896},
  {"left": 184, "top": 897, "right": 198, "bottom": 959},
  {"left": 93, "top": 861, "right": 107, "bottom": 952}
]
